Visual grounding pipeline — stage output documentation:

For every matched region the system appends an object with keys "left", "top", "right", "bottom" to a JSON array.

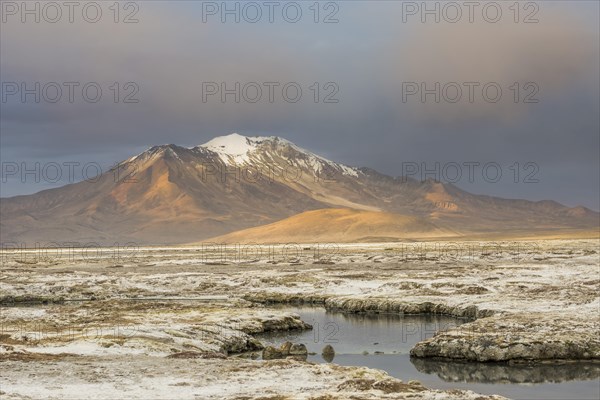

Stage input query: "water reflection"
[
  {"left": 257, "top": 305, "right": 467, "bottom": 355},
  {"left": 255, "top": 306, "right": 600, "bottom": 399},
  {"left": 411, "top": 358, "right": 600, "bottom": 384}
]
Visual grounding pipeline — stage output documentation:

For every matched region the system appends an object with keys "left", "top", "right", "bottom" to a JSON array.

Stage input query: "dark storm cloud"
[{"left": 0, "top": 1, "right": 598, "bottom": 209}]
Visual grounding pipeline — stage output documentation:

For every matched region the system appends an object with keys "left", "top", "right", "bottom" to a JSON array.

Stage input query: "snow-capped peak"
[
  {"left": 196, "top": 133, "right": 360, "bottom": 177},
  {"left": 198, "top": 133, "right": 293, "bottom": 165},
  {"left": 199, "top": 133, "right": 259, "bottom": 164},
  {"left": 123, "top": 133, "right": 359, "bottom": 177}
]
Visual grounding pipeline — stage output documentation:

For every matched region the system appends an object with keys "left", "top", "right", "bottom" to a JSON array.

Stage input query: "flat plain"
[{"left": 1, "top": 239, "right": 598, "bottom": 399}]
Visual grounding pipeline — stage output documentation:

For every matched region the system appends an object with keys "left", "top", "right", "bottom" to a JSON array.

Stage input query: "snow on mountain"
[
  {"left": 199, "top": 133, "right": 262, "bottom": 164},
  {"left": 197, "top": 133, "right": 360, "bottom": 177},
  {"left": 2, "top": 132, "right": 597, "bottom": 245},
  {"left": 124, "top": 133, "right": 361, "bottom": 177}
]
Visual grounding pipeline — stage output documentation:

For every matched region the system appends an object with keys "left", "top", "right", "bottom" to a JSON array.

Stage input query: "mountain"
[
  {"left": 1, "top": 133, "right": 597, "bottom": 245},
  {"left": 206, "top": 208, "right": 457, "bottom": 243}
]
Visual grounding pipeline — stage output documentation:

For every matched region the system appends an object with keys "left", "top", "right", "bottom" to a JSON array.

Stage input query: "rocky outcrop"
[
  {"left": 243, "top": 292, "right": 329, "bottom": 305},
  {"left": 410, "top": 313, "right": 600, "bottom": 362},
  {"left": 325, "top": 297, "right": 494, "bottom": 319},
  {"left": 1, "top": 303, "right": 312, "bottom": 357},
  {"left": 262, "top": 341, "right": 308, "bottom": 360}
]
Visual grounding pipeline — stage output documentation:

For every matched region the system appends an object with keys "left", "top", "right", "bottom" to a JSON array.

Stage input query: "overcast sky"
[{"left": 1, "top": 1, "right": 599, "bottom": 210}]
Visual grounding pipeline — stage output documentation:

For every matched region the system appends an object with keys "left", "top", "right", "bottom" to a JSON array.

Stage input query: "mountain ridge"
[{"left": 1, "top": 133, "right": 597, "bottom": 245}]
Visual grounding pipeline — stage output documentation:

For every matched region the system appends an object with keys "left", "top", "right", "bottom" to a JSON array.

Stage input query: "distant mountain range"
[{"left": 1, "top": 133, "right": 597, "bottom": 245}]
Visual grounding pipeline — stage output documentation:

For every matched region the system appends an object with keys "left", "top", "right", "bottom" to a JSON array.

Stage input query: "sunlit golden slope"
[
  {"left": 2, "top": 135, "right": 597, "bottom": 245},
  {"left": 205, "top": 208, "right": 457, "bottom": 243}
]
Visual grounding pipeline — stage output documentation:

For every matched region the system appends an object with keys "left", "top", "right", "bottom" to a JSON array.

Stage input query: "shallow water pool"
[{"left": 255, "top": 306, "right": 600, "bottom": 400}]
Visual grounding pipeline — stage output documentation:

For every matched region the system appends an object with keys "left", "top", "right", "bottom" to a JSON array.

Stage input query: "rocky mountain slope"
[{"left": 1, "top": 133, "right": 597, "bottom": 245}]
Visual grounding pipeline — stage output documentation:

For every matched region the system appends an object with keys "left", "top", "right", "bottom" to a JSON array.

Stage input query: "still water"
[{"left": 255, "top": 306, "right": 600, "bottom": 400}]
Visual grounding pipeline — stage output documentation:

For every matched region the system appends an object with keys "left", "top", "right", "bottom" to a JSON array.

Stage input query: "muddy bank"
[
  {"left": 0, "top": 354, "right": 508, "bottom": 400},
  {"left": 244, "top": 294, "right": 600, "bottom": 363},
  {"left": 0, "top": 300, "right": 508, "bottom": 399},
  {"left": 243, "top": 293, "right": 494, "bottom": 319},
  {"left": 243, "top": 292, "right": 330, "bottom": 305},
  {"left": 242, "top": 293, "right": 599, "bottom": 363},
  {"left": 324, "top": 297, "right": 495, "bottom": 319},
  {"left": 0, "top": 301, "right": 311, "bottom": 357}
]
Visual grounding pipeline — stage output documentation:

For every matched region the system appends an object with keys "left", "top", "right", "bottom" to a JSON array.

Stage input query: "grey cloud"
[{"left": 0, "top": 1, "right": 598, "bottom": 209}]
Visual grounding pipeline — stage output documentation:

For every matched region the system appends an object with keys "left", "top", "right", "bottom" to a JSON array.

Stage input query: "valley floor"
[{"left": 0, "top": 239, "right": 598, "bottom": 399}]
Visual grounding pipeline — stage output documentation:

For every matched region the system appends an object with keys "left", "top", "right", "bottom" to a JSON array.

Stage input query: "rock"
[
  {"left": 325, "top": 297, "right": 493, "bottom": 319},
  {"left": 410, "top": 313, "right": 600, "bottom": 362},
  {"left": 262, "top": 346, "right": 283, "bottom": 360},
  {"left": 280, "top": 341, "right": 293, "bottom": 354},
  {"left": 289, "top": 343, "right": 308, "bottom": 356},
  {"left": 322, "top": 344, "right": 335, "bottom": 355},
  {"left": 322, "top": 345, "right": 335, "bottom": 362},
  {"left": 262, "top": 342, "right": 307, "bottom": 360}
]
